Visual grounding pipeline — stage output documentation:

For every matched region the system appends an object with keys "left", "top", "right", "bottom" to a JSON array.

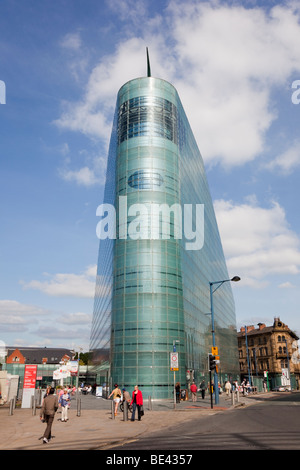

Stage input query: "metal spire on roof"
[{"left": 146, "top": 47, "right": 151, "bottom": 77}]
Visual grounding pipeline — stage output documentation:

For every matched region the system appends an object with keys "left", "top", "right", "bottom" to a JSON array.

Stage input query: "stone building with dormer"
[{"left": 237, "top": 317, "right": 300, "bottom": 390}]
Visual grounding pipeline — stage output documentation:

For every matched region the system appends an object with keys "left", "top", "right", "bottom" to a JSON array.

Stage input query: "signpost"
[
  {"left": 170, "top": 351, "right": 179, "bottom": 408},
  {"left": 170, "top": 352, "right": 179, "bottom": 371}
]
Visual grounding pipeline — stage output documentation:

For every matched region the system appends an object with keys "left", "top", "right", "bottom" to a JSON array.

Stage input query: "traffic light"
[{"left": 208, "top": 354, "right": 217, "bottom": 371}]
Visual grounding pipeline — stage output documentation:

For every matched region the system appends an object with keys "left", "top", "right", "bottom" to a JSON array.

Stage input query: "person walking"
[
  {"left": 199, "top": 380, "right": 206, "bottom": 399},
  {"left": 108, "top": 383, "right": 122, "bottom": 416},
  {"left": 59, "top": 388, "right": 70, "bottom": 422},
  {"left": 225, "top": 380, "right": 232, "bottom": 396},
  {"left": 130, "top": 385, "right": 143, "bottom": 421},
  {"left": 40, "top": 387, "right": 58, "bottom": 444},
  {"left": 190, "top": 382, "right": 197, "bottom": 402}
]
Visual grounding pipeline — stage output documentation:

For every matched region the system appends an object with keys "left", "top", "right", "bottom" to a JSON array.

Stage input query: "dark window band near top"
[{"left": 118, "top": 96, "right": 178, "bottom": 144}]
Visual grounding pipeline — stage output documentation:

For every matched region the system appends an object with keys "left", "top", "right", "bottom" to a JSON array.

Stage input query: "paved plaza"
[{"left": 0, "top": 391, "right": 262, "bottom": 450}]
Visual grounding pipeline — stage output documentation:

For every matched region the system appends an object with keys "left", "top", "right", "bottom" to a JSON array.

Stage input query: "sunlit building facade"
[{"left": 89, "top": 75, "right": 239, "bottom": 398}]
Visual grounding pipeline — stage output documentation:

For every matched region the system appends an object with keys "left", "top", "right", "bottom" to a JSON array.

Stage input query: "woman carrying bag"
[{"left": 130, "top": 385, "right": 144, "bottom": 421}]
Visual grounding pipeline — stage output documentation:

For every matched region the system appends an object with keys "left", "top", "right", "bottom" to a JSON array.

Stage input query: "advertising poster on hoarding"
[{"left": 21, "top": 365, "right": 37, "bottom": 408}]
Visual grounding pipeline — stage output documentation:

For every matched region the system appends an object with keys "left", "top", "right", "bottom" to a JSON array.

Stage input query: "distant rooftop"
[
  {"left": 237, "top": 317, "right": 298, "bottom": 340},
  {"left": 5, "top": 346, "right": 74, "bottom": 364}
]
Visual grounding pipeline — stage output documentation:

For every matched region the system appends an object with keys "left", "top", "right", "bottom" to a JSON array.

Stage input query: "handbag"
[{"left": 140, "top": 405, "right": 144, "bottom": 416}]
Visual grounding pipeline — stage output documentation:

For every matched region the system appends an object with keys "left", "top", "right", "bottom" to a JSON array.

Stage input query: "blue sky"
[{"left": 1, "top": 0, "right": 300, "bottom": 351}]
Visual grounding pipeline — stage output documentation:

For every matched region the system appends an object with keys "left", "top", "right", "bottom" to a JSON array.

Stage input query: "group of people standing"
[
  {"left": 175, "top": 378, "right": 250, "bottom": 402},
  {"left": 109, "top": 384, "right": 144, "bottom": 421},
  {"left": 175, "top": 380, "right": 207, "bottom": 403}
]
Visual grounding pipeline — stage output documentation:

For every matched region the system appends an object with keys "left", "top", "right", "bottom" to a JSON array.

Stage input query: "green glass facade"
[{"left": 90, "top": 77, "right": 239, "bottom": 398}]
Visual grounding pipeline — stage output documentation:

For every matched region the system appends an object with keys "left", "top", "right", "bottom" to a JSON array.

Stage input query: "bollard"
[
  {"left": 231, "top": 390, "right": 235, "bottom": 406},
  {"left": 77, "top": 398, "right": 81, "bottom": 417},
  {"left": 123, "top": 400, "right": 128, "bottom": 421},
  {"left": 32, "top": 398, "right": 37, "bottom": 415},
  {"left": 236, "top": 390, "right": 240, "bottom": 402},
  {"left": 9, "top": 399, "right": 14, "bottom": 416},
  {"left": 111, "top": 400, "right": 115, "bottom": 420},
  {"left": 148, "top": 395, "right": 152, "bottom": 411}
]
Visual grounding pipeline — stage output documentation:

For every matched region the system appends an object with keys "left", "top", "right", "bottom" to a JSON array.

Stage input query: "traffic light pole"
[{"left": 209, "top": 367, "right": 213, "bottom": 409}]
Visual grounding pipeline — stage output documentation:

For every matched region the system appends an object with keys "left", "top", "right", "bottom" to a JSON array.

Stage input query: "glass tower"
[{"left": 89, "top": 75, "right": 239, "bottom": 398}]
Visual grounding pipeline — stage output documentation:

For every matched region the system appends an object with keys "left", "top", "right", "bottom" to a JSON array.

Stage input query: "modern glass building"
[{"left": 89, "top": 72, "right": 239, "bottom": 398}]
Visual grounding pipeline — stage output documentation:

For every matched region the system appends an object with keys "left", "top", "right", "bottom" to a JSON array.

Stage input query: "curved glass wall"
[{"left": 90, "top": 77, "right": 239, "bottom": 398}]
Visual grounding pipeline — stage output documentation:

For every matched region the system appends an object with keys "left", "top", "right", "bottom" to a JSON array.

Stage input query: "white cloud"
[
  {"left": 22, "top": 265, "right": 97, "bottom": 298},
  {"left": 59, "top": 166, "right": 99, "bottom": 186},
  {"left": 54, "top": 1, "right": 300, "bottom": 170},
  {"left": 0, "top": 300, "right": 50, "bottom": 336},
  {"left": 35, "top": 325, "right": 90, "bottom": 341},
  {"left": 60, "top": 32, "right": 82, "bottom": 51},
  {"left": 58, "top": 312, "right": 92, "bottom": 325},
  {"left": 106, "top": 0, "right": 149, "bottom": 25},
  {"left": 278, "top": 281, "right": 296, "bottom": 289},
  {"left": 264, "top": 140, "right": 300, "bottom": 174},
  {"left": 214, "top": 198, "right": 300, "bottom": 286},
  {"left": 167, "top": 1, "right": 300, "bottom": 166},
  {"left": 58, "top": 154, "right": 107, "bottom": 187},
  {"left": 0, "top": 300, "right": 49, "bottom": 317}
]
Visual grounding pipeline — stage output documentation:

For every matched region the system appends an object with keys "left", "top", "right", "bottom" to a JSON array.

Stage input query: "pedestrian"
[
  {"left": 130, "top": 385, "right": 143, "bottom": 421},
  {"left": 199, "top": 380, "right": 206, "bottom": 399},
  {"left": 59, "top": 388, "right": 70, "bottom": 422},
  {"left": 40, "top": 387, "right": 58, "bottom": 444},
  {"left": 122, "top": 388, "right": 131, "bottom": 404},
  {"left": 242, "top": 379, "right": 247, "bottom": 395},
  {"left": 175, "top": 382, "right": 181, "bottom": 403},
  {"left": 225, "top": 380, "right": 232, "bottom": 396},
  {"left": 42, "top": 385, "right": 51, "bottom": 402},
  {"left": 108, "top": 383, "right": 122, "bottom": 416},
  {"left": 190, "top": 382, "right": 197, "bottom": 402}
]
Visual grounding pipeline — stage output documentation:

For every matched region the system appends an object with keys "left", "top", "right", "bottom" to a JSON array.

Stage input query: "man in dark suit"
[{"left": 40, "top": 387, "right": 58, "bottom": 443}]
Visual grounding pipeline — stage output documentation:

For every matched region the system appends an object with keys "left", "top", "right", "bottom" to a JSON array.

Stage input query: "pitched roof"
[{"left": 6, "top": 347, "right": 74, "bottom": 364}]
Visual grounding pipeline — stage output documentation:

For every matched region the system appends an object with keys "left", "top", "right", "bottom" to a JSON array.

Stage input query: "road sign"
[{"left": 170, "top": 352, "right": 179, "bottom": 371}]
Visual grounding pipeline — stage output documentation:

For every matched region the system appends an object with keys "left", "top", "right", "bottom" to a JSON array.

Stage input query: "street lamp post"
[
  {"left": 209, "top": 276, "right": 240, "bottom": 404},
  {"left": 71, "top": 347, "right": 83, "bottom": 411},
  {"left": 244, "top": 325, "right": 252, "bottom": 386}
]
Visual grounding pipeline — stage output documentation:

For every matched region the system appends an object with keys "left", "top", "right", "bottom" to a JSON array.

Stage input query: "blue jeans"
[{"left": 131, "top": 403, "right": 141, "bottom": 421}]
